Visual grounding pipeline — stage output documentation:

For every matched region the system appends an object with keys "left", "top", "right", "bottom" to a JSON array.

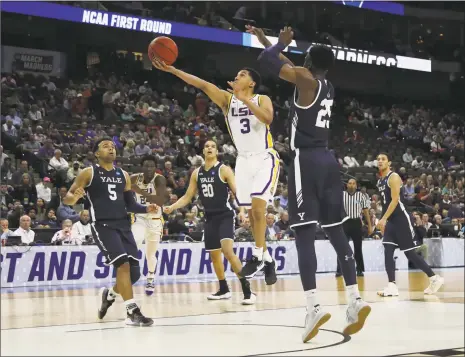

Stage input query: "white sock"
[
  {"left": 125, "top": 299, "right": 138, "bottom": 314},
  {"left": 253, "top": 246, "right": 263, "bottom": 260},
  {"left": 263, "top": 249, "right": 273, "bottom": 263},
  {"left": 146, "top": 240, "right": 159, "bottom": 274},
  {"left": 107, "top": 287, "right": 119, "bottom": 301},
  {"left": 346, "top": 284, "right": 361, "bottom": 302},
  {"left": 304, "top": 289, "right": 319, "bottom": 309}
]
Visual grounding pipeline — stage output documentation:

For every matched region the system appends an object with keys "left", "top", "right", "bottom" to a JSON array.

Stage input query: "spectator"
[
  {"left": 120, "top": 123, "right": 135, "bottom": 141},
  {"left": 48, "top": 186, "right": 68, "bottom": 211},
  {"left": 71, "top": 210, "right": 92, "bottom": 241},
  {"left": 344, "top": 153, "right": 360, "bottom": 168},
  {"left": 38, "top": 208, "right": 59, "bottom": 228},
  {"left": 135, "top": 139, "right": 151, "bottom": 157},
  {"left": 2, "top": 120, "right": 18, "bottom": 138},
  {"left": 123, "top": 139, "right": 136, "bottom": 158},
  {"left": 235, "top": 217, "right": 252, "bottom": 240},
  {"left": 0, "top": 145, "right": 9, "bottom": 166},
  {"left": 411, "top": 156, "right": 424, "bottom": 169},
  {"left": 13, "top": 215, "right": 35, "bottom": 245},
  {"left": 1, "top": 218, "right": 14, "bottom": 244},
  {"left": 67, "top": 161, "right": 82, "bottom": 183},
  {"left": 276, "top": 189, "right": 289, "bottom": 210},
  {"left": 57, "top": 202, "right": 80, "bottom": 223},
  {"left": 363, "top": 154, "right": 377, "bottom": 168},
  {"left": 14, "top": 174, "right": 37, "bottom": 207},
  {"left": 275, "top": 211, "right": 290, "bottom": 231},
  {"left": 265, "top": 213, "right": 280, "bottom": 240},
  {"left": 35, "top": 177, "right": 52, "bottom": 203},
  {"left": 403, "top": 178, "right": 416, "bottom": 203},
  {"left": 0, "top": 184, "right": 14, "bottom": 217},
  {"left": 402, "top": 148, "right": 414, "bottom": 164},
  {"left": 11, "top": 160, "right": 35, "bottom": 187},
  {"left": 52, "top": 219, "right": 83, "bottom": 245},
  {"left": 35, "top": 198, "right": 47, "bottom": 221},
  {"left": 1, "top": 157, "right": 14, "bottom": 183}
]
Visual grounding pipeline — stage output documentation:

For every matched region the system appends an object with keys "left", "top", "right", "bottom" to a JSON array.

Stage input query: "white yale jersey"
[
  {"left": 134, "top": 173, "right": 162, "bottom": 218},
  {"left": 225, "top": 94, "right": 274, "bottom": 153}
]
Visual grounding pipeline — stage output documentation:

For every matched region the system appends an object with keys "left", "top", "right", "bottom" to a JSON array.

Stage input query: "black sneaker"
[
  {"left": 240, "top": 256, "right": 265, "bottom": 279},
  {"left": 264, "top": 260, "right": 278, "bottom": 285},
  {"left": 98, "top": 287, "right": 114, "bottom": 320},
  {"left": 125, "top": 308, "right": 154, "bottom": 327}
]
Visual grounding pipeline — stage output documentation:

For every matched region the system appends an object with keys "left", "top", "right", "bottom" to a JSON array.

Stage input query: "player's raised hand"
[
  {"left": 163, "top": 206, "right": 174, "bottom": 214},
  {"left": 246, "top": 25, "right": 268, "bottom": 44},
  {"left": 278, "top": 26, "right": 294, "bottom": 47},
  {"left": 146, "top": 204, "right": 159, "bottom": 213},
  {"left": 151, "top": 58, "right": 174, "bottom": 73}
]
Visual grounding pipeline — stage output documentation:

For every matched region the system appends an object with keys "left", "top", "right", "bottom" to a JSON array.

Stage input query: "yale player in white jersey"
[
  {"left": 152, "top": 59, "right": 279, "bottom": 285},
  {"left": 130, "top": 155, "right": 167, "bottom": 295}
]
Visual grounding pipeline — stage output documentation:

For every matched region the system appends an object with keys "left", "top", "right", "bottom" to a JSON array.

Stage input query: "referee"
[{"left": 336, "top": 179, "right": 373, "bottom": 277}]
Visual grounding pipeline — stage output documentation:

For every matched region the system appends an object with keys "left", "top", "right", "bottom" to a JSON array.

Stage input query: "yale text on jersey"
[
  {"left": 199, "top": 177, "right": 215, "bottom": 184},
  {"left": 100, "top": 176, "right": 123, "bottom": 184}
]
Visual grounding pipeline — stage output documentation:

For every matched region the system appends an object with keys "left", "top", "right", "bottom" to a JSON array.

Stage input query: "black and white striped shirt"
[{"left": 343, "top": 191, "right": 370, "bottom": 219}]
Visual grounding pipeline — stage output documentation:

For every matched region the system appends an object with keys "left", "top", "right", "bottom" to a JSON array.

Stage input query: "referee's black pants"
[{"left": 336, "top": 218, "right": 365, "bottom": 273}]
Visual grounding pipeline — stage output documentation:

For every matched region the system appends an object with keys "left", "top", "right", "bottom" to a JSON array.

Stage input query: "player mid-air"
[
  {"left": 152, "top": 58, "right": 279, "bottom": 285},
  {"left": 376, "top": 153, "right": 444, "bottom": 297},
  {"left": 164, "top": 140, "right": 256, "bottom": 304},
  {"left": 130, "top": 155, "right": 167, "bottom": 296},
  {"left": 64, "top": 138, "right": 165, "bottom": 326},
  {"left": 253, "top": 25, "right": 370, "bottom": 342}
]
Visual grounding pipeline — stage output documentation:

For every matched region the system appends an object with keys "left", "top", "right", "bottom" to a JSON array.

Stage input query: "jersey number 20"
[
  {"left": 202, "top": 183, "right": 214, "bottom": 197},
  {"left": 315, "top": 99, "right": 334, "bottom": 128}
]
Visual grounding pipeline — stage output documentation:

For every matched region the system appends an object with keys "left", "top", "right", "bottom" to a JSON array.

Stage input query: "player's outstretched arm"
[
  {"left": 164, "top": 169, "right": 199, "bottom": 214},
  {"left": 246, "top": 25, "right": 295, "bottom": 66},
  {"left": 152, "top": 59, "right": 230, "bottom": 111},
  {"left": 63, "top": 167, "right": 92, "bottom": 205}
]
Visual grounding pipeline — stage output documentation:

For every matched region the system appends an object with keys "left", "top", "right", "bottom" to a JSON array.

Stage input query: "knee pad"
[{"left": 130, "top": 264, "right": 141, "bottom": 284}]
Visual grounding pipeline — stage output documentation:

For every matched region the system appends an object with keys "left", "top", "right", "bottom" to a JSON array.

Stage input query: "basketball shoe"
[
  {"left": 343, "top": 298, "right": 371, "bottom": 335},
  {"left": 424, "top": 275, "right": 444, "bottom": 295},
  {"left": 240, "top": 256, "right": 265, "bottom": 279},
  {"left": 98, "top": 287, "right": 115, "bottom": 319},
  {"left": 207, "top": 290, "right": 232, "bottom": 300},
  {"left": 145, "top": 276, "right": 155, "bottom": 296},
  {"left": 242, "top": 292, "right": 257, "bottom": 305},
  {"left": 302, "top": 305, "right": 332, "bottom": 343},
  {"left": 264, "top": 259, "right": 277, "bottom": 285},
  {"left": 126, "top": 308, "right": 154, "bottom": 327},
  {"left": 377, "top": 282, "right": 399, "bottom": 297}
]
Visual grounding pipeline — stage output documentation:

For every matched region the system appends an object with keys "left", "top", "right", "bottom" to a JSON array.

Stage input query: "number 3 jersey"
[
  {"left": 196, "top": 162, "right": 234, "bottom": 217},
  {"left": 85, "top": 164, "right": 129, "bottom": 226},
  {"left": 224, "top": 94, "right": 274, "bottom": 154},
  {"left": 288, "top": 79, "right": 335, "bottom": 150},
  {"left": 133, "top": 173, "right": 163, "bottom": 219}
]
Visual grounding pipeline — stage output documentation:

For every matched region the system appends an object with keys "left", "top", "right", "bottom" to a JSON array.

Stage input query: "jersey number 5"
[
  {"left": 202, "top": 183, "right": 214, "bottom": 197},
  {"left": 108, "top": 184, "right": 117, "bottom": 201},
  {"left": 315, "top": 99, "right": 334, "bottom": 128},
  {"left": 240, "top": 118, "right": 251, "bottom": 134}
]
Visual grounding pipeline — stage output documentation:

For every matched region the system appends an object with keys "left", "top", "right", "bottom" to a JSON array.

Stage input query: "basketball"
[{"left": 148, "top": 36, "right": 178, "bottom": 65}]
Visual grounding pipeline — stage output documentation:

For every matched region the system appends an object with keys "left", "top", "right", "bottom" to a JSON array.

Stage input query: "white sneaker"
[
  {"left": 377, "top": 282, "right": 399, "bottom": 297},
  {"left": 343, "top": 299, "right": 371, "bottom": 336},
  {"left": 302, "top": 305, "right": 331, "bottom": 343},
  {"left": 145, "top": 278, "right": 155, "bottom": 296},
  {"left": 424, "top": 275, "right": 444, "bottom": 295},
  {"left": 207, "top": 291, "right": 232, "bottom": 300},
  {"left": 241, "top": 293, "right": 257, "bottom": 305}
]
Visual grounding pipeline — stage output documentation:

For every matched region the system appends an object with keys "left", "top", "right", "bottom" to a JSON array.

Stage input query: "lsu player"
[
  {"left": 152, "top": 59, "right": 279, "bottom": 285},
  {"left": 130, "top": 155, "right": 167, "bottom": 295}
]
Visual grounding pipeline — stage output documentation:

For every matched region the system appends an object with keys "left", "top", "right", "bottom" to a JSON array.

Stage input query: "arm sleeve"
[{"left": 124, "top": 190, "right": 147, "bottom": 214}]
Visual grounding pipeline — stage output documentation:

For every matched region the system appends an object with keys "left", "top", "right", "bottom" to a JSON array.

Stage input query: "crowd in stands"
[{"left": 1, "top": 46, "right": 464, "bottom": 246}]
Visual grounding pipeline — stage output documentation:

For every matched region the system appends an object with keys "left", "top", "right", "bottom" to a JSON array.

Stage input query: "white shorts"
[
  {"left": 235, "top": 149, "right": 280, "bottom": 209},
  {"left": 131, "top": 215, "right": 163, "bottom": 247}
]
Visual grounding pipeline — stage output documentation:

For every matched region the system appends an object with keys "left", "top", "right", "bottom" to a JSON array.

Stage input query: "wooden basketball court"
[{"left": 1, "top": 269, "right": 464, "bottom": 356}]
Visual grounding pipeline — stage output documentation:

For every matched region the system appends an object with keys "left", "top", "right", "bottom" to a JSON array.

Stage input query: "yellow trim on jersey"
[
  {"left": 265, "top": 125, "right": 274, "bottom": 149},
  {"left": 270, "top": 150, "right": 280, "bottom": 194},
  {"left": 224, "top": 94, "right": 235, "bottom": 143}
]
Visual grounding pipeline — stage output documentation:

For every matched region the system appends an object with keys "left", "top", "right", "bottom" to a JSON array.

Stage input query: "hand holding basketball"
[
  {"left": 151, "top": 58, "right": 174, "bottom": 73},
  {"left": 148, "top": 36, "right": 178, "bottom": 65}
]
